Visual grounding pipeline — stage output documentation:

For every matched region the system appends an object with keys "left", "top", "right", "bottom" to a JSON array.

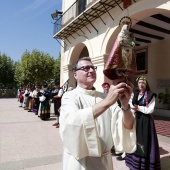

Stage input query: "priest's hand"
[
  {"left": 105, "top": 78, "right": 128, "bottom": 106},
  {"left": 113, "top": 79, "right": 134, "bottom": 130},
  {"left": 118, "top": 80, "right": 133, "bottom": 109},
  {"left": 131, "top": 104, "right": 138, "bottom": 112}
]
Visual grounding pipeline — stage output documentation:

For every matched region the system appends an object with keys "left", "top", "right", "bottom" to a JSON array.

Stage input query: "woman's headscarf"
[
  {"left": 136, "top": 75, "right": 150, "bottom": 91},
  {"left": 136, "top": 75, "right": 150, "bottom": 107}
]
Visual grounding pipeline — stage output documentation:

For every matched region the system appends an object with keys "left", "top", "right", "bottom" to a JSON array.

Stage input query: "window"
[
  {"left": 135, "top": 47, "right": 148, "bottom": 74},
  {"left": 77, "top": 0, "right": 87, "bottom": 15}
]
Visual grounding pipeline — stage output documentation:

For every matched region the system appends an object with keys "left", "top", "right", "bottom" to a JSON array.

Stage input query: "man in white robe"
[{"left": 59, "top": 57, "right": 136, "bottom": 170}]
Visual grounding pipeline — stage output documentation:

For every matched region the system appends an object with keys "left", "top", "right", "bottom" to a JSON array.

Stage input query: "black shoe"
[
  {"left": 19, "top": 106, "right": 22, "bottom": 107},
  {"left": 52, "top": 123, "right": 59, "bottom": 126},
  {"left": 111, "top": 152, "right": 123, "bottom": 156},
  {"left": 56, "top": 123, "right": 60, "bottom": 128},
  {"left": 116, "top": 156, "right": 125, "bottom": 161},
  {"left": 28, "top": 110, "right": 32, "bottom": 112}
]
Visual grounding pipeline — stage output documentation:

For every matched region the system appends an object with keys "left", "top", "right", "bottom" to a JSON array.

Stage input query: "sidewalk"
[{"left": 0, "top": 98, "right": 170, "bottom": 170}]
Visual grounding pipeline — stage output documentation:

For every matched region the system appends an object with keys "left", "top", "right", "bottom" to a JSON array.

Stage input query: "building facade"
[{"left": 53, "top": 0, "right": 170, "bottom": 114}]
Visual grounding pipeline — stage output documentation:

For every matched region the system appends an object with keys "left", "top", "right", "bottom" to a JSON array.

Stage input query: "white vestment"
[{"left": 60, "top": 86, "right": 136, "bottom": 170}]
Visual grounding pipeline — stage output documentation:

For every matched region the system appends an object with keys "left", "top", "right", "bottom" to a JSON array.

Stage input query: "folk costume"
[
  {"left": 25, "top": 88, "right": 30, "bottom": 110},
  {"left": 60, "top": 86, "right": 136, "bottom": 170},
  {"left": 38, "top": 89, "right": 44, "bottom": 117},
  {"left": 126, "top": 76, "right": 161, "bottom": 170},
  {"left": 28, "top": 90, "right": 33, "bottom": 112},
  {"left": 32, "top": 89, "right": 40, "bottom": 115},
  {"left": 52, "top": 87, "right": 64, "bottom": 128},
  {"left": 19, "top": 89, "right": 25, "bottom": 107},
  {"left": 40, "top": 86, "right": 51, "bottom": 121},
  {"left": 53, "top": 88, "right": 64, "bottom": 116},
  {"left": 23, "top": 88, "right": 29, "bottom": 109}
]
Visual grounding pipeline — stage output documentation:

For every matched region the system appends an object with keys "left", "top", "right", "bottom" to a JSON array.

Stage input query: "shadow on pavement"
[
  {"left": 159, "top": 147, "right": 169, "bottom": 155},
  {"left": 47, "top": 118, "right": 56, "bottom": 121}
]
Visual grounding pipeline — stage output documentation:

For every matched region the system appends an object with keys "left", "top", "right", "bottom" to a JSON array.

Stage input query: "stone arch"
[
  {"left": 66, "top": 35, "right": 93, "bottom": 65},
  {"left": 69, "top": 43, "right": 91, "bottom": 64},
  {"left": 66, "top": 38, "right": 93, "bottom": 87},
  {"left": 101, "top": 0, "right": 170, "bottom": 56}
]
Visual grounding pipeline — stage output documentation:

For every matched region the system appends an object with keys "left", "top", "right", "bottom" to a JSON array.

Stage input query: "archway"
[{"left": 68, "top": 44, "right": 89, "bottom": 87}]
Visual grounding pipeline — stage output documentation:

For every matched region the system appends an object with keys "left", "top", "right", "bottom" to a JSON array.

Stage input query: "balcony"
[
  {"left": 52, "top": 0, "right": 170, "bottom": 47},
  {"left": 53, "top": 0, "right": 125, "bottom": 40}
]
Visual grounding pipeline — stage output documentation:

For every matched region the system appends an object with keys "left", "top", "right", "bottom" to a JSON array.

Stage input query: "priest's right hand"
[{"left": 105, "top": 79, "right": 127, "bottom": 106}]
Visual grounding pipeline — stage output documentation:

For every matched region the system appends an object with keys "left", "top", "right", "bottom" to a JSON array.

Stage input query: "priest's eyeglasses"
[{"left": 75, "top": 66, "right": 97, "bottom": 72}]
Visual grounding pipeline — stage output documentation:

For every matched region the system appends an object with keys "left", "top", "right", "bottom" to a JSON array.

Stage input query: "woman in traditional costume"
[
  {"left": 18, "top": 88, "right": 25, "bottom": 107},
  {"left": 125, "top": 76, "right": 161, "bottom": 170},
  {"left": 39, "top": 84, "right": 51, "bottom": 120},
  {"left": 37, "top": 85, "right": 44, "bottom": 117},
  {"left": 23, "top": 87, "right": 30, "bottom": 110},
  {"left": 28, "top": 88, "right": 33, "bottom": 112},
  {"left": 32, "top": 86, "right": 40, "bottom": 115}
]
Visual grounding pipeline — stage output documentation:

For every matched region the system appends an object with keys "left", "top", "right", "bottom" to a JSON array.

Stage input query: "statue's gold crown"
[{"left": 119, "top": 16, "right": 132, "bottom": 28}]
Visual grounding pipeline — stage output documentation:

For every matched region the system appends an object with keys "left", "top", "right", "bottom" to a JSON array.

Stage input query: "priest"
[{"left": 59, "top": 57, "right": 136, "bottom": 170}]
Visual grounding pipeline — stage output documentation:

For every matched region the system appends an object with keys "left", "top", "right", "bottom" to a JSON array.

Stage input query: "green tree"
[
  {"left": 14, "top": 49, "right": 55, "bottom": 87},
  {"left": 14, "top": 61, "right": 24, "bottom": 87},
  {"left": 0, "top": 53, "right": 15, "bottom": 88}
]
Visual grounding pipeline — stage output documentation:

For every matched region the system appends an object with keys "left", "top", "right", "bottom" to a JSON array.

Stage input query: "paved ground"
[{"left": 0, "top": 98, "right": 170, "bottom": 170}]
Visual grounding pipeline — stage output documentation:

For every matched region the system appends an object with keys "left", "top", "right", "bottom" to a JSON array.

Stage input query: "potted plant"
[{"left": 158, "top": 88, "right": 170, "bottom": 109}]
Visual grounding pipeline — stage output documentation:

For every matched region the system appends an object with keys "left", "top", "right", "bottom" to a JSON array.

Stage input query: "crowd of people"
[
  {"left": 17, "top": 57, "right": 161, "bottom": 170},
  {"left": 17, "top": 83, "right": 70, "bottom": 123}
]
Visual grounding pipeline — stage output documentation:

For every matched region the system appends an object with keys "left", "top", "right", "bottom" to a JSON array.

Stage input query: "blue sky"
[{"left": 0, "top": 0, "right": 62, "bottom": 61}]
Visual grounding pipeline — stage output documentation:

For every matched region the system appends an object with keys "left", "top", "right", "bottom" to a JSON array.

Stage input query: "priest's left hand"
[{"left": 118, "top": 80, "right": 133, "bottom": 109}]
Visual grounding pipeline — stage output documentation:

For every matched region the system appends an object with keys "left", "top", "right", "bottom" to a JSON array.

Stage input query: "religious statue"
[{"left": 103, "top": 16, "right": 137, "bottom": 80}]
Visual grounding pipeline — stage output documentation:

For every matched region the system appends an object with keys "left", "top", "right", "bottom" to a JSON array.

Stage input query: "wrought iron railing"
[
  {"left": 53, "top": 0, "right": 97, "bottom": 36},
  {"left": 53, "top": 15, "right": 62, "bottom": 35},
  {"left": 52, "top": 0, "right": 138, "bottom": 39}
]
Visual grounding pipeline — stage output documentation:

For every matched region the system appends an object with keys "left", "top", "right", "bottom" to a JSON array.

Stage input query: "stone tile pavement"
[{"left": 0, "top": 98, "right": 170, "bottom": 170}]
